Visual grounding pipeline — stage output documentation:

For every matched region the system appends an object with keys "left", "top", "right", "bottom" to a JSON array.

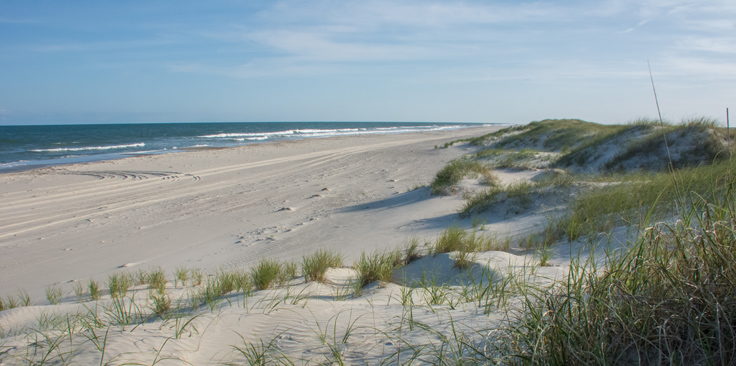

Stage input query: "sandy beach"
[
  {"left": 1, "top": 119, "right": 733, "bottom": 364},
  {"left": 0, "top": 126, "right": 515, "bottom": 299}
]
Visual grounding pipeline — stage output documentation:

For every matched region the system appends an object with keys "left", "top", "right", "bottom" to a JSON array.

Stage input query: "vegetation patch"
[
  {"left": 353, "top": 250, "right": 403, "bottom": 289},
  {"left": 493, "top": 119, "right": 621, "bottom": 152},
  {"left": 502, "top": 193, "right": 736, "bottom": 364},
  {"left": 430, "top": 159, "right": 496, "bottom": 195},
  {"left": 302, "top": 249, "right": 343, "bottom": 283},
  {"left": 603, "top": 120, "right": 730, "bottom": 172},
  {"left": 550, "top": 157, "right": 736, "bottom": 242},
  {"left": 250, "top": 259, "right": 283, "bottom": 290},
  {"left": 461, "top": 173, "right": 574, "bottom": 218}
]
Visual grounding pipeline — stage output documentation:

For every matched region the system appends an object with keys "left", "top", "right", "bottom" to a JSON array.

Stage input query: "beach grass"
[
  {"left": 501, "top": 192, "right": 736, "bottom": 364},
  {"left": 45, "top": 286, "right": 62, "bottom": 305},
  {"left": 4, "top": 118, "right": 735, "bottom": 364},
  {"left": 430, "top": 159, "right": 496, "bottom": 195},
  {"left": 353, "top": 250, "right": 403, "bottom": 289},
  {"left": 302, "top": 249, "right": 343, "bottom": 283},
  {"left": 251, "top": 259, "right": 284, "bottom": 290},
  {"left": 553, "top": 156, "right": 736, "bottom": 242}
]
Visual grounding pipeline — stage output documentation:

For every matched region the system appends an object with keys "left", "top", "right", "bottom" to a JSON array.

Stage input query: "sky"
[{"left": 0, "top": 0, "right": 734, "bottom": 125}]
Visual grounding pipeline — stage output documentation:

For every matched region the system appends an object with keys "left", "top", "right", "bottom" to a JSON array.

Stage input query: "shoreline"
[
  {"left": 0, "top": 125, "right": 502, "bottom": 299},
  {"left": 0, "top": 123, "right": 501, "bottom": 175}
]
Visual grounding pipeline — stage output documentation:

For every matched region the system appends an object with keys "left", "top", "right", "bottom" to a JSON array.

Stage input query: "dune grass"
[
  {"left": 502, "top": 192, "right": 736, "bottom": 364},
  {"left": 551, "top": 157, "right": 736, "bottom": 242},
  {"left": 45, "top": 286, "right": 62, "bottom": 305},
  {"left": 146, "top": 269, "right": 168, "bottom": 294},
  {"left": 251, "top": 259, "right": 284, "bottom": 290},
  {"left": 174, "top": 267, "right": 189, "bottom": 287},
  {"left": 302, "top": 249, "right": 343, "bottom": 283},
  {"left": 107, "top": 273, "right": 132, "bottom": 299},
  {"left": 353, "top": 250, "right": 403, "bottom": 289},
  {"left": 461, "top": 173, "right": 573, "bottom": 218},
  {"left": 475, "top": 148, "right": 545, "bottom": 169},
  {"left": 430, "top": 159, "right": 496, "bottom": 195},
  {"left": 603, "top": 121, "right": 730, "bottom": 172},
  {"left": 403, "top": 238, "right": 423, "bottom": 263},
  {"left": 494, "top": 119, "right": 622, "bottom": 152},
  {"left": 431, "top": 227, "right": 501, "bottom": 256},
  {"left": 88, "top": 280, "right": 101, "bottom": 300}
]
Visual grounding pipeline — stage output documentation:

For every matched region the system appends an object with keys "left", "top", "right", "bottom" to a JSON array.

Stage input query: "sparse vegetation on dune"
[
  {"left": 353, "top": 250, "right": 403, "bottom": 289},
  {"left": 461, "top": 171, "right": 574, "bottom": 218},
  {"left": 502, "top": 192, "right": 736, "bottom": 365},
  {"left": 3, "top": 118, "right": 735, "bottom": 364},
  {"left": 493, "top": 119, "right": 623, "bottom": 152},
  {"left": 430, "top": 159, "right": 497, "bottom": 194},
  {"left": 551, "top": 156, "right": 736, "bottom": 242},
  {"left": 302, "top": 249, "right": 343, "bottom": 283}
]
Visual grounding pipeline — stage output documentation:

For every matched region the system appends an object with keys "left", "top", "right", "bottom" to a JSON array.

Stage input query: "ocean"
[{"left": 0, "top": 122, "right": 485, "bottom": 172}]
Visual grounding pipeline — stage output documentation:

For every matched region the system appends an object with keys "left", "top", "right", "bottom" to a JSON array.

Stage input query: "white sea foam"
[
  {"left": 199, "top": 125, "right": 467, "bottom": 140},
  {"left": 30, "top": 142, "right": 146, "bottom": 153}
]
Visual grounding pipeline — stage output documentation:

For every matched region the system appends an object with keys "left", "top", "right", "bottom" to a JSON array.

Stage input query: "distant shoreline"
[{"left": 0, "top": 121, "right": 500, "bottom": 174}]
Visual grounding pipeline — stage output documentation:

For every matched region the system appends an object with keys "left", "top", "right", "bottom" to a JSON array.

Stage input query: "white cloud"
[{"left": 246, "top": 30, "right": 435, "bottom": 62}]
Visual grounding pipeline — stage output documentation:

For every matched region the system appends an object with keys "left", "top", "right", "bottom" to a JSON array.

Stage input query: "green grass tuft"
[
  {"left": 432, "top": 227, "right": 467, "bottom": 254},
  {"left": 45, "top": 286, "right": 62, "bottom": 305},
  {"left": 88, "top": 280, "right": 101, "bottom": 300},
  {"left": 250, "top": 259, "right": 283, "bottom": 290},
  {"left": 147, "top": 269, "right": 167, "bottom": 294},
  {"left": 353, "top": 251, "right": 403, "bottom": 288},
  {"left": 430, "top": 159, "right": 496, "bottom": 195},
  {"left": 302, "top": 249, "right": 343, "bottom": 283}
]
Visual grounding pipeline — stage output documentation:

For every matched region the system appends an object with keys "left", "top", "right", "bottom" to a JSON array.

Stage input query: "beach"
[
  {"left": 0, "top": 126, "right": 506, "bottom": 299},
  {"left": 1, "top": 119, "right": 733, "bottom": 364}
]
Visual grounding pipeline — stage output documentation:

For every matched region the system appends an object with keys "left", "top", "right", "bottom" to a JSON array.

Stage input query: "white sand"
[
  {"left": 1, "top": 127, "right": 508, "bottom": 298},
  {"left": 0, "top": 126, "right": 589, "bottom": 364}
]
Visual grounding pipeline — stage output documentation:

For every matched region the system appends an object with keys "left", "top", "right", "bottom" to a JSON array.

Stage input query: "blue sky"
[{"left": 0, "top": 0, "right": 734, "bottom": 125}]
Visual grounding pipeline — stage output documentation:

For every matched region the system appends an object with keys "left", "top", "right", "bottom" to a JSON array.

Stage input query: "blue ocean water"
[{"left": 0, "top": 122, "right": 484, "bottom": 172}]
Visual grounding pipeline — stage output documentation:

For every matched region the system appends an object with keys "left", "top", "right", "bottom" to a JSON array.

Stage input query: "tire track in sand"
[{"left": 0, "top": 136, "right": 434, "bottom": 241}]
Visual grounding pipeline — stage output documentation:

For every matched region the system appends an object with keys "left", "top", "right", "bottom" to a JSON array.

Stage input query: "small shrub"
[{"left": 302, "top": 250, "right": 343, "bottom": 283}]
